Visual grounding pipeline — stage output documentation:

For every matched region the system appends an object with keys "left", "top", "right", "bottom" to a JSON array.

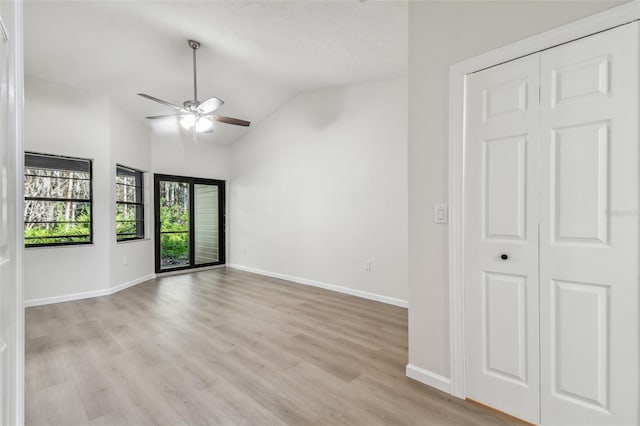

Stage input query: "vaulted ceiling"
[{"left": 25, "top": 1, "right": 408, "bottom": 144}]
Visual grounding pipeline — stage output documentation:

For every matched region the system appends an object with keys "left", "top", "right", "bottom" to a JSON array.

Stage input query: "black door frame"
[{"left": 154, "top": 173, "right": 226, "bottom": 273}]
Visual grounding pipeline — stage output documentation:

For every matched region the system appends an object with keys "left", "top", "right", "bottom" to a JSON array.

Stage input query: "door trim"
[
  {"left": 447, "top": 1, "right": 640, "bottom": 399},
  {"left": 7, "top": 1, "right": 25, "bottom": 424}
]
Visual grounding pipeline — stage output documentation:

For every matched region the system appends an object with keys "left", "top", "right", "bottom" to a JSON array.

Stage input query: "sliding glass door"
[
  {"left": 157, "top": 179, "right": 190, "bottom": 269},
  {"left": 154, "top": 174, "right": 225, "bottom": 272}
]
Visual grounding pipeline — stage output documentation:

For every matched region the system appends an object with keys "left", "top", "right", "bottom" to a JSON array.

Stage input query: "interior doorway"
[{"left": 154, "top": 174, "right": 225, "bottom": 273}]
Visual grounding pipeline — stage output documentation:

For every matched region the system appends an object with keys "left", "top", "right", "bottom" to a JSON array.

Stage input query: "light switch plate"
[{"left": 434, "top": 204, "right": 448, "bottom": 224}]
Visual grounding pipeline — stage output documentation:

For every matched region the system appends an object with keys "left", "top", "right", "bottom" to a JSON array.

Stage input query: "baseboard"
[
  {"left": 24, "top": 288, "right": 110, "bottom": 307},
  {"left": 24, "top": 273, "right": 156, "bottom": 307},
  {"left": 406, "top": 364, "right": 452, "bottom": 395},
  {"left": 227, "top": 263, "right": 408, "bottom": 308},
  {"left": 110, "top": 273, "right": 156, "bottom": 294}
]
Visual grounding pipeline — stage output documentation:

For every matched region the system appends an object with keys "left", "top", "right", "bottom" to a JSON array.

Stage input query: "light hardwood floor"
[{"left": 26, "top": 268, "right": 523, "bottom": 425}]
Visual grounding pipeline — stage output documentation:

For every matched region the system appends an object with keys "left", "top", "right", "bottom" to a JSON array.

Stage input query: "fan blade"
[
  {"left": 145, "top": 114, "right": 190, "bottom": 119},
  {"left": 209, "top": 114, "right": 251, "bottom": 127},
  {"left": 138, "top": 93, "right": 187, "bottom": 113},
  {"left": 197, "top": 97, "right": 224, "bottom": 114}
]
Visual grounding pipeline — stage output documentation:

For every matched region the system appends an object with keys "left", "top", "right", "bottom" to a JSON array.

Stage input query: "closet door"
[
  {"left": 464, "top": 54, "right": 541, "bottom": 424},
  {"left": 539, "top": 22, "right": 639, "bottom": 425}
]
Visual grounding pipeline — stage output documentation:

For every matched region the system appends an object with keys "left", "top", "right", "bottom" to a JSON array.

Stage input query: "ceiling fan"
[{"left": 138, "top": 39, "right": 250, "bottom": 141}]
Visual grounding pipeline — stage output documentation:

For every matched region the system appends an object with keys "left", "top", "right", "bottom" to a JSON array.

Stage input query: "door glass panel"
[
  {"left": 194, "top": 184, "right": 219, "bottom": 265},
  {"left": 159, "top": 180, "right": 190, "bottom": 270}
]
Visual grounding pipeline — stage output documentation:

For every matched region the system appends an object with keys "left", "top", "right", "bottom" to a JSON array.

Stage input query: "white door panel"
[
  {"left": 551, "top": 121, "right": 608, "bottom": 244},
  {"left": 540, "top": 22, "right": 639, "bottom": 426},
  {"left": 484, "top": 272, "right": 528, "bottom": 384},
  {"left": 465, "top": 53, "right": 541, "bottom": 424},
  {"left": 484, "top": 135, "right": 527, "bottom": 240}
]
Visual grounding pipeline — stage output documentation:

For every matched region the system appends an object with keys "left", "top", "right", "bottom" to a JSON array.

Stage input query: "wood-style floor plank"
[{"left": 26, "top": 268, "right": 524, "bottom": 425}]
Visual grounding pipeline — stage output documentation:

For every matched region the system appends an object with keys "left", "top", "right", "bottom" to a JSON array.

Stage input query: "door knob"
[{"left": 500, "top": 254, "right": 509, "bottom": 260}]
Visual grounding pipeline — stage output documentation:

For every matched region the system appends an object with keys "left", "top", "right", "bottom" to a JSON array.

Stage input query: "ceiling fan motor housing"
[{"left": 183, "top": 100, "right": 200, "bottom": 111}]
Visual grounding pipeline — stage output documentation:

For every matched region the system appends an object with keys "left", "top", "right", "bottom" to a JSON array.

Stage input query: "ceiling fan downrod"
[{"left": 188, "top": 39, "right": 200, "bottom": 105}]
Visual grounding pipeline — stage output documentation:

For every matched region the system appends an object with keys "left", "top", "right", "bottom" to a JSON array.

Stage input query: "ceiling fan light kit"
[{"left": 138, "top": 39, "right": 250, "bottom": 142}]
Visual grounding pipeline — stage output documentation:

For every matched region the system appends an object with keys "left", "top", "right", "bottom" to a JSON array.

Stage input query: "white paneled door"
[
  {"left": 539, "top": 22, "right": 639, "bottom": 426},
  {"left": 465, "top": 53, "right": 541, "bottom": 424},
  {"left": 464, "top": 21, "right": 639, "bottom": 426}
]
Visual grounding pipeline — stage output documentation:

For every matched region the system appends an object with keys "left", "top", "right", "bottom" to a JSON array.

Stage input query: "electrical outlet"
[
  {"left": 364, "top": 260, "right": 372, "bottom": 271},
  {"left": 122, "top": 257, "right": 128, "bottom": 266}
]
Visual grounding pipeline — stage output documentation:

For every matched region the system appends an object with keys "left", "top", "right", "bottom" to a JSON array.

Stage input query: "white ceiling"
[{"left": 25, "top": 0, "right": 408, "bottom": 145}]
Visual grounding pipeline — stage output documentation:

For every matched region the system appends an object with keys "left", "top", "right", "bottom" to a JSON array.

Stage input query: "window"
[
  {"left": 24, "top": 152, "right": 93, "bottom": 246},
  {"left": 116, "top": 165, "right": 144, "bottom": 241}
]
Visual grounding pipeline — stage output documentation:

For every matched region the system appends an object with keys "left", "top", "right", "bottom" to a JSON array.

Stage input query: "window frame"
[
  {"left": 116, "top": 164, "right": 145, "bottom": 242},
  {"left": 24, "top": 152, "right": 94, "bottom": 248}
]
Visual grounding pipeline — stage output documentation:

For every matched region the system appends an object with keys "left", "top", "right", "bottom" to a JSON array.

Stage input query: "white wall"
[
  {"left": 229, "top": 78, "right": 408, "bottom": 303},
  {"left": 24, "top": 76, "right": 112, "bottom": 301},
  {"left": 110, "top": 102, "right": 154, "bottom": 288},
  {"left": 150, "top": 131, "right": 230, "bottom": 181},
  {"left": 24, "top": 76, "right": 155, "bottom": 302},
  {"left": 407, "top": 1, "right": 624, "bottom": 380}
]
